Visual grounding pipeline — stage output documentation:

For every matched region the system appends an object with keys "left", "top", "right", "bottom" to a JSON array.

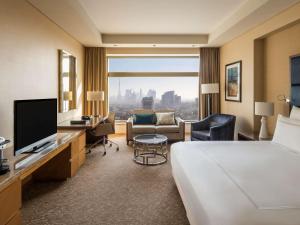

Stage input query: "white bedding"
[{"left": 171, "top": 141, "right": 300, "bottom": 225}]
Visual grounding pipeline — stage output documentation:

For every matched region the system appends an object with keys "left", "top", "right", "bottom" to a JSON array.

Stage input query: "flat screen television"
[{"left": 14, "top": 99, "right": 57, "bottom": 155}]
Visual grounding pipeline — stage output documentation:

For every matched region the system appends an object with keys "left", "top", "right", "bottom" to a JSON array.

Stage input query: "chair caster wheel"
[
  {"left": 109, "top": 144, "right": 112, "bottom": 147},
  {"left": 103, "top": 152, "right": 106, "bottom": 156},
  {"left": 116, "top": 147, "right": 119, "bottom": 151}
]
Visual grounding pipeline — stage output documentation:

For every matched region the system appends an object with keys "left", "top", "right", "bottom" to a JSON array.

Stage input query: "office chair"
[{"left": 87, "top": 112, "right": 119, "bottom": 155}]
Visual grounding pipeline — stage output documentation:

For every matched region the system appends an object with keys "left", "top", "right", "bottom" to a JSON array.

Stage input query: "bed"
[{"left": 171, "top": 113, "right": 300, "bottom": 225}]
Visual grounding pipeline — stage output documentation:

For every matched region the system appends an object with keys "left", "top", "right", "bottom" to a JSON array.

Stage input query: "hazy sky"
[{"left": 108, "top": 57, "right": 199, "bottom": 100}]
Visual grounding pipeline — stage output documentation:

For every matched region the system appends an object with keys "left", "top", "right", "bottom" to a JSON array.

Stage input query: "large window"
[{"left": 108, "top": 57, "right": 199, "bottom": 121}]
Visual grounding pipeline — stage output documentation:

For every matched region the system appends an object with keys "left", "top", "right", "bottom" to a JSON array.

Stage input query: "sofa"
[
  {"left": 126, "top": 109, "right": 185, "bottom": 145},
  {"left": 191, "top": 114, "right": 236, "bottom": 141}
]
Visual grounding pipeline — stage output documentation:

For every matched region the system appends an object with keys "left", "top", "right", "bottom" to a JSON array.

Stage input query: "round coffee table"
[{"left": 133, "top": 134, "right": 168, "bottom": 165}]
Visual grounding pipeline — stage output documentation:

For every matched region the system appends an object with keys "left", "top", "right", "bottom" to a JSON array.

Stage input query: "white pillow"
[
  {"left": 272, "top": 114, "right": 300, "bottom": 153},
  {"left": 290, "top": 106, "right": 300, "bottom": 121},
  {"left": 156, "top": 112, "right": 176, "bottom": 125}
]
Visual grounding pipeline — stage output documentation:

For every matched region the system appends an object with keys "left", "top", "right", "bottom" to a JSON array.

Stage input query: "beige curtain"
[
  {"left": 199, "top": 48, "right": 220, "bottom": 119},
  {"left": 84, "top": 47, "right": 108, "bottom": 116},
  {"left": 69, "top": 55, "right": 77, "bottom": 110}
]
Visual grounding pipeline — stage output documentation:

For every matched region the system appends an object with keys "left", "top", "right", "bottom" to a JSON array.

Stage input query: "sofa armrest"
[
  {"left": 126, "top": 117, "right": 134, "bottom": 143},
  {"left": 175, "top": 117, "right": 185, "bottom": 140},
  {"left": 127, "top": 117, "right": 133, "bottom": 124},
  {"left": 175, "top": 117, "right": 184, "bottom": 127}
]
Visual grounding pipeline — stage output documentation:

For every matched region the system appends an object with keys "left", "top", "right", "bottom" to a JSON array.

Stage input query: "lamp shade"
[
  {"left": 87, "top": 91, "right": 104, "bottom": 101},
  {"left": 63, "top": 91, "right": 73, "bottom": 101},
  {"left": 255, "top": 102, "right": 274, "bottom": 116},
  {"left": 201, "top": 83, "right": 219, "bottom": 94}
]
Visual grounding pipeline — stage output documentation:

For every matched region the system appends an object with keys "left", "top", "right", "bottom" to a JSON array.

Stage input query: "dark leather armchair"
[{"left": 191, "top": 114, "right": 236, "bottom": 141}]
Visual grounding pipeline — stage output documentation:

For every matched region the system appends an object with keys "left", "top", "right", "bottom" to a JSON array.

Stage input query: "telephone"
[
  {"left": 0, "top": 137, "right": 10, "bottom": 147},
  {"left": 81, "top": 115, "right": 91, "bottom": 121}
]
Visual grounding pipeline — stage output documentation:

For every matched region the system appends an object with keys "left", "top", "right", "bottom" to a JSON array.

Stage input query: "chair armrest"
[
  {"left": 191, "top": 119, "right": 209, "bottom": 131},
  {"left": 210, "top": 121, "right": 235, "bottom": 140},
  {"left": 88, "top": 123, "right": 113, "bottom": 137},
  {"left": 191, "top": 114, "right": 217, "bottom": 131}
]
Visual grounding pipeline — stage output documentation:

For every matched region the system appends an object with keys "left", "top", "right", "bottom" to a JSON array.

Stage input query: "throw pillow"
[
  {"left": 156, "top": 112, "right": 176, "bottom": 125},
  {"left": 290, "top": 106, "right": 300, "bottom": 121},
  {"left": 133, "top": 114, "right": 156, "bottom": 125}
]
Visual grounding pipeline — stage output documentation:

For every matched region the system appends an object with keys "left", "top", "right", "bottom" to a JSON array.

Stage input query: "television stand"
[
  {"left": 0, "top": 131, "right": 86, "bottom": 225},
  {"left": 22, "top": 140, "right": 57, "bottom": 154}
]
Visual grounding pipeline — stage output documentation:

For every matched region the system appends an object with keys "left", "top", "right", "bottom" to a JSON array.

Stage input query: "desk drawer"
[
  {"left": 70, "top": 155, "right": 79, "bottom": 177},
  {"left": 78, "top": 133, "right": 86, "bottom": 151},
  {"left": 6, "top": 211, "right": 21, "bottom": 225},
  {"left": 79, "top": 149, "right": 86, "bottom": 167},
  {"left": 0, "top": 179, "right": 21, "bottom": 225}
]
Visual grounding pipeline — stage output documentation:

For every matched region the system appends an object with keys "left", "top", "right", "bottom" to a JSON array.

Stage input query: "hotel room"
[{"left": 0, "top": 0, "right": 300, "bottom": 225}]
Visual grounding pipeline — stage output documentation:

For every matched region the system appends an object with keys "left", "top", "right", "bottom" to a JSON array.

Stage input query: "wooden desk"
[
  {"left": 0, "top": 131, "right": 85, "bottom": 225},
  {"left": 57, "top": 117, "right": 103, "bottom": 130}
]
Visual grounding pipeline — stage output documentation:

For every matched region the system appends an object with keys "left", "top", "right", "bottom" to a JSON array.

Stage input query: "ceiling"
[
  {"left": 78, "top": 0, "right": 246, "bottom": 34},
  {"left": 27, "top": 0, "right": 300, "bottom": 47}
]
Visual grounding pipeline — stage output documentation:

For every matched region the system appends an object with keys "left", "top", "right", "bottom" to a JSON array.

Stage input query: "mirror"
[{"left": 58, "top": 50, "right": 77, "bottom": 113}]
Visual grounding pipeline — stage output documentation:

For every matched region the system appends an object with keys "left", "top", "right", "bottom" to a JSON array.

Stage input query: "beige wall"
[
  {"left": 220, "top": 2, "right": 300, "bottom": 135},
  {"left": 263, "top": 22, "right": 300, "bottom": 132},
  {"left": 0, "top": 0, "right": 84, "bottom": 140}
]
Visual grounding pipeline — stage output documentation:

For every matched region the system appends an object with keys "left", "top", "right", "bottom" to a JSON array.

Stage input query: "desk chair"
[{"left": 87, "top": 112, "right": 119, "bottom": 155}]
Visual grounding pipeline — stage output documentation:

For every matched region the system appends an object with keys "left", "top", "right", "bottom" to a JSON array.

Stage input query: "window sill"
[{"left": 115, "top": 120, "right": 196, "bottom": 125}]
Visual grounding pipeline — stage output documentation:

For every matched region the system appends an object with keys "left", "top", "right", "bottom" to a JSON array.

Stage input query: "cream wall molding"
[
  {"left": 27, "top": 0, "right": 300, "bottom": 47},
  {"left": 27, "top": 0, "right": 102, "bottom": 46}
]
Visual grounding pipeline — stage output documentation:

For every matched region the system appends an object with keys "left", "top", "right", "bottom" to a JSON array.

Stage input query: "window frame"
[{"left": 107, "top": 55, "right": 200, "bottom": 122}]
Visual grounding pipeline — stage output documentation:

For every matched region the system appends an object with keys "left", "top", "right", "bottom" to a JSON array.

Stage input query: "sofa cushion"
[
  {"left": 156, "top": 112, "right": 176, "bottom": 125},
  {"left": 156, "top": 125, "right": 180, "bottom": 133},
  {"left": 132, "top": 125, "right": 156, "bottom": 134},
  {"left": 133, "top": 114, "right": 156, "bottom": 125},
  {"left": 191, "top": 130, "right": 210, "bottom": 140}
]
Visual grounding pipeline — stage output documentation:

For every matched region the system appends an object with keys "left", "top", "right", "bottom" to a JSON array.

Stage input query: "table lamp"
[
  {"left": 63, "top": 91, "right": 72, "bottom": 111},
  {"left": 201, "top": 83, "right": 219, "bottom": 116},
  {"left": 255, "top": 102, "right": 274, "bottom": 139},
  {"left": 63, "top": 91, "right": 73, "bottom": 101},
  {"left": 87, "top": 91, "right": 104, "bottom": 117}
]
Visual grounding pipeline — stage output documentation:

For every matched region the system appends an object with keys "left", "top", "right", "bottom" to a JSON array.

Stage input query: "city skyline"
[{"left": 109, "top": 77, "right": 198, "bottom": 101}]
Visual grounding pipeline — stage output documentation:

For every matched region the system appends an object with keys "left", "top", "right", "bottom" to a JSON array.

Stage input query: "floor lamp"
[
  {"left": 201, "top": 83, "right": 219, "bottom": 116},
  {"left": 87, "top": 91, "right": 105, "bottom": 117}
]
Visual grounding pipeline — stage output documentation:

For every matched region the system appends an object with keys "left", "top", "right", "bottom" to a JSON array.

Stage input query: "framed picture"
[{"left": 225, "top": 61, "right": 242, "bottom": 102}]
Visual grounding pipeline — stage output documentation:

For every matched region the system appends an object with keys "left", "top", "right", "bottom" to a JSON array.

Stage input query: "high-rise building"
[
  {"left": 117, "top": 78, "right": 122, "bottom": 100},
  {"left": 161, "top": 91, "right": 181, "bottom": 107},
  {"left": 175, "top": 95, "right": 181, "bottom": 105},
  {"left": 142, "top": 96, "right": 154, "bottom": 109},
  {"left": 161, "top": 91, "right": 175, "bottom": 107}
]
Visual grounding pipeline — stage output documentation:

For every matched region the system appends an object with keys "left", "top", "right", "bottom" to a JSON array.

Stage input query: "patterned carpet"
[{"left": 22, "top": 135, "right": 190, "bottom": 225}]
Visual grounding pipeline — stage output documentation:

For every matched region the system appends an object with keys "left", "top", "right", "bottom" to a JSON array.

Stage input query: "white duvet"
[{"left": 171, "top": 141, "right": 300, "bottom": 225}]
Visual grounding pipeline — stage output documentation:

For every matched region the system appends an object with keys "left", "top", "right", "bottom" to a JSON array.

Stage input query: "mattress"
[{"left": 171, "top": 141, "right": 300, "bottom": 225}]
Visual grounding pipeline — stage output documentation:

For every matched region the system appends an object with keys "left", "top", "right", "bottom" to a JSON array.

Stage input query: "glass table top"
[{"left": 133, "top": 134, "right": 168, "bottom": 144}]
